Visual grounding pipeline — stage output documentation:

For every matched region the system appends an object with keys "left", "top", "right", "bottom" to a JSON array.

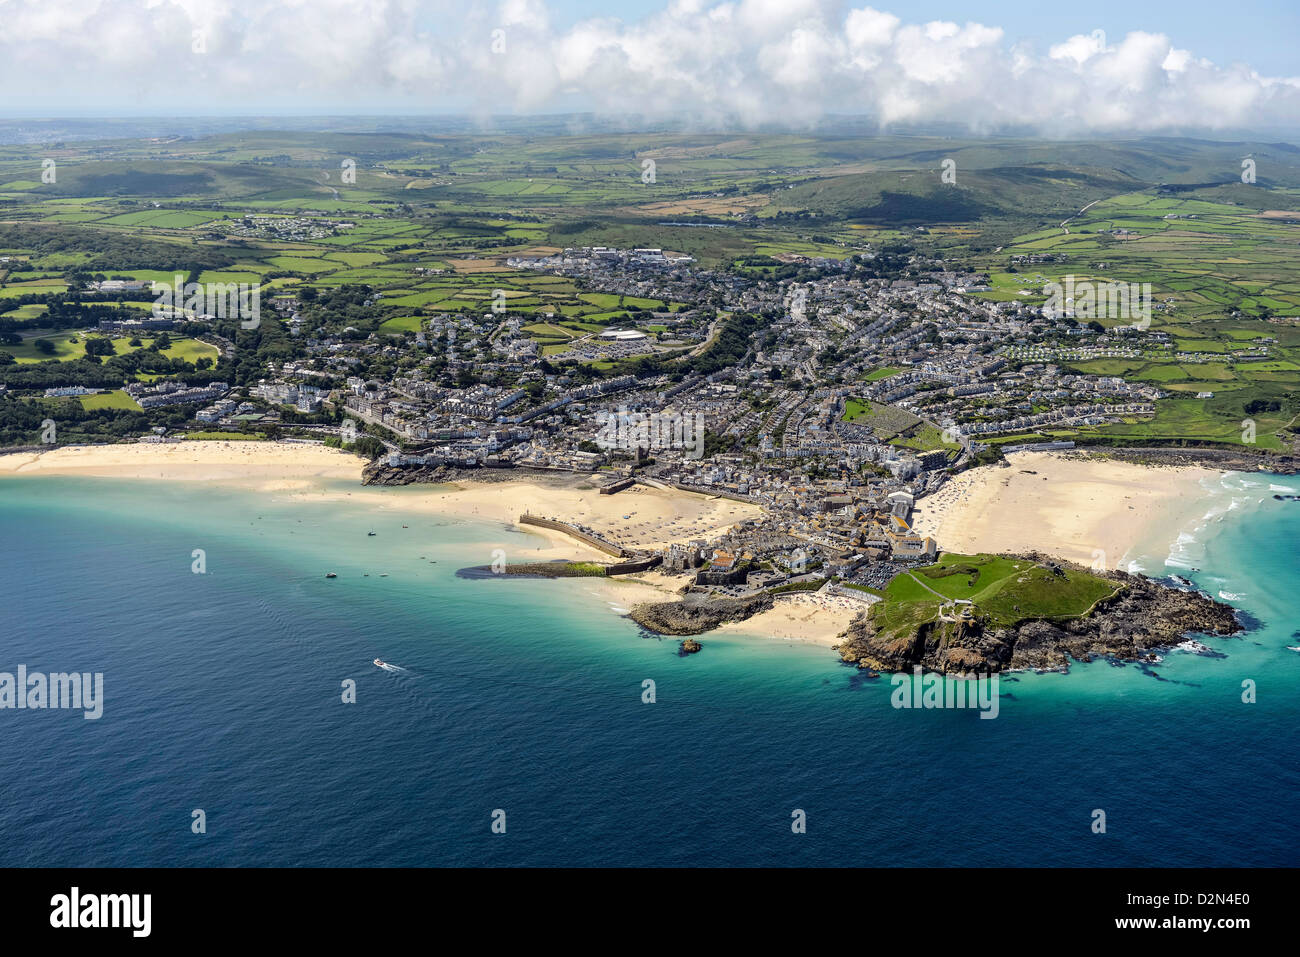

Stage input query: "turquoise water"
[{"left": 1, "top": 473, "right": 1297, "bottom": 866}]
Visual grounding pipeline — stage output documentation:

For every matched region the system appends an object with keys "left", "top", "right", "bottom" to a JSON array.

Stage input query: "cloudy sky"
[{"left": 1, "top": 0, "right": 1297, "bottom": 133}]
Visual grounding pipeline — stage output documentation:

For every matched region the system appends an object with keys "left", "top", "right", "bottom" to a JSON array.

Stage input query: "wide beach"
[
  {"left": 0, "top": 441, "right": 763, "bottom": 561},
  {"left": 0, "top": 440, "right": 365, "bottom": 485},
  {"left": 910, "top": 451, "right": 1221, "bottom": 569},
  {"left": 2, "top": 442, "right": 1232, "bottom": 640}
]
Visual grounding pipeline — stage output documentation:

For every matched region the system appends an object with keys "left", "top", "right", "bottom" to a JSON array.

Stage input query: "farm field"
[
  {"left": 79, "top": 389, "right": 141, "bottom": 411},
  {"left": 1, "top": 129, "right": 1298, "bottom": 454},
  {"left": 3, "top": 333, "right": 219, "bottom": 366},
  {"left": 978, "top": 190, "right": 1300, "bottom": 326}
]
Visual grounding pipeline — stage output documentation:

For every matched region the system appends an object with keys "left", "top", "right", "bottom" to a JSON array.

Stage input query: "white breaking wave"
[
  {"left": 1164, "top": 530, "right": 1203, "bottom": 571},
  {"left": 1218, "top": 591, "right": 1245, "bottom": 602}
]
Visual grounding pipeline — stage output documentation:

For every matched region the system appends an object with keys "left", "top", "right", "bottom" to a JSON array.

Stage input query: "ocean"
[{"left": 1, "top": 472, "right": 1297, "bottom": 867}]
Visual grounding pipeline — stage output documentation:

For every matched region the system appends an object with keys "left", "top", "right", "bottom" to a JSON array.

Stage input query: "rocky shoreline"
[
  {"left": 628, "top": 592, "right": 775, "bottom": 635},
  {"left": 362, "top": 461, "right": 598, "bottom": 487},
  {"left": 627, "top": 562, "right": 1244, "bottom": 675},
  {"left": 1078, "top": 447, "right": 1299, "bottom": 474},
  {"left": 836, "top": 568, "right": 1242, "bottom": 674},
  {"left": 457, "top": 561, "right": 604, "bottom": 579}
]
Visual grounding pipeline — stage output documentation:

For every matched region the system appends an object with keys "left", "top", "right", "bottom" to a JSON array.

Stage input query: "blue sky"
[
  {"left": 547, "top": 0, "right": 1298, "bottom": 75},
  {"left": 0, "top": 0, "right": 1295, "bottom": 131}
]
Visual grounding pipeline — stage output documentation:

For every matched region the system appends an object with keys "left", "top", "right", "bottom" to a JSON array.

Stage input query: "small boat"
[
  {"left": 367, "top": 531, "right": 376, "bottom": 536},
  {"left": 373, "top": 658, "right": 387, "bottom": 668},
  {"left": 325, "top": 572, "right": 337, "bottom": 578}
]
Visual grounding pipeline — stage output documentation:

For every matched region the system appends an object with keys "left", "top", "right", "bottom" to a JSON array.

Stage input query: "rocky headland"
[
  {"left": 836, "top": 568, "right": 1242, "bottom": 674},
  {"left": 629, "top": 592, "right": 775, "bottom": 635}
]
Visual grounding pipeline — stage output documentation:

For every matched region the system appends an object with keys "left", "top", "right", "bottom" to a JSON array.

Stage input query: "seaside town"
[
  {"left": 15, "top": 240, "right": 1258, "bottom": 607},
  {"left": 7, "top": 0, "right": 1300, "bottom": 887}
]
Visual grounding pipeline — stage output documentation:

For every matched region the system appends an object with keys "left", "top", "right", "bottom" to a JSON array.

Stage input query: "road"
[{"left": 1059, "top": 199, "right": 1100, "bottom": 235}]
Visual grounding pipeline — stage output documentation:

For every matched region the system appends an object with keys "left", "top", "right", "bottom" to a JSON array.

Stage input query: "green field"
[
  {"left": 79, "top": 389, "right": 141, "bottom": 411},
  {"left": 863, "top": 366, "right": 900, "bottom": 381},
  {"left": 3, "top": 333, "right": 219, "bottom": 366},
  {"left": 870, "top": 553, "right": 1120, "bottom": 645},
  {"left": 1, "top": 128, "right": 1298, "bottom": 453}
]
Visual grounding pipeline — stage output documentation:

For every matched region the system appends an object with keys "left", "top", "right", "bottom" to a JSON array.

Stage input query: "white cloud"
[
  {"left": 1050, "top": 30, "right": 1108, "bottom": 67},
  {"left": 0, "top": 0, "right": 1295, "bottom": 131}
]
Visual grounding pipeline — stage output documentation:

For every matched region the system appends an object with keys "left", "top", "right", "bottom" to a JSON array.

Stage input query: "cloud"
[{"left": 0, "top": 0, "right": 1296, "bottom": 132}]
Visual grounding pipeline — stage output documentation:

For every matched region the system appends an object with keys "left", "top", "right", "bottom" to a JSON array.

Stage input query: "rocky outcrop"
[
  {"left": 456, "top": 561, "right": 605, "bottom": 579},
  {"left": 1081, "top": 447, "right": 1299, "bottom": 474},
  {"left": 679, "top": 639, "right": 703, "bottom": 655},
  {"left": 629, "top": 592, "right": 774, "bottom": 636},
  {"left": 362, "top": 462, "right": 463, "bottom": 485},
  {"left": 836, "top": 570, "right": 1243, "bottom": 674}
]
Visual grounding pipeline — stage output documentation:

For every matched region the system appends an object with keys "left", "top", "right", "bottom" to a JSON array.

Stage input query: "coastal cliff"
[{"left": 836, "top": 569, "right": 1242, "bottom": 673}]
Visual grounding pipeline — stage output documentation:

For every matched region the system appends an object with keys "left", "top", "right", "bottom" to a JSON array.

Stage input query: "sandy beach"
[
  {"left": 0, "top": 441, "right": 365, "bottom": 484},
  {"left": 4, "top": 442, "right": 1225, "bottom": 642},
  {"left": 714, "top": 592, "right": 868, "bottom": 646},
  {"left": 910, "top": 451, "right": 1220, "bottom": 569},
  {"left": 0, "top": 442, "right": 762, "bottom": 561},
  {"left": 577, "top": 567, "right": 868, "bottom": 646},
  {"left": 410, "top": 477, "right": 763, "bottom": 555}
]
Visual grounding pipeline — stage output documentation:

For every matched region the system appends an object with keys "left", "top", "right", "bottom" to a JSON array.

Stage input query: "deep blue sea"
[{"left": 1, "top": 471, "right": 1297, "bottom": 866}]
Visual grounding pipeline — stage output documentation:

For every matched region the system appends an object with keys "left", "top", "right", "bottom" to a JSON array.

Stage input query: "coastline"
[
  {"left": 910, "top": 451, "right": 1222, "bottom": 571},
  {"left": 3, "top": 442, "right": 1261, "bottom": 650},
  {"left": 711, "top": 592, "right": 867, "bottom": 647},
  {"left": 0, "top": 441, "right": 763, "bottom": 563},
  {"left": 0, "top": 440, "right": 366, "bottom": 486}
]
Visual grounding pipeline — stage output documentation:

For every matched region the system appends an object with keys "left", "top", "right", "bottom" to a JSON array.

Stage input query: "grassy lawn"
[
  {"left": 842, "top": 398, "right": 922, "bottom": 439},
  {"left": 863, "top": 366, "right": 900, "bottom": 381},
  {"left": 378, "top": 315, "right": 425, "bottom": 334},
  {"left": 179, "top": 432, "right": 268, "bottom": 441},
  {"left": 79, "top": 389, "right": 141, "bottom": 411},
  {"left": 6, "top": 333, "right": 219, "bottom": 365},
  {"left": 871, "top": 553, "right": 1119, "bottom": 642}
]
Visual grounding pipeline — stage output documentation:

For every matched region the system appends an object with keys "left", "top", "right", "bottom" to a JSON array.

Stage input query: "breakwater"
[{"left": 519, "top": 513, "right": 627, "bottom": 557}]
